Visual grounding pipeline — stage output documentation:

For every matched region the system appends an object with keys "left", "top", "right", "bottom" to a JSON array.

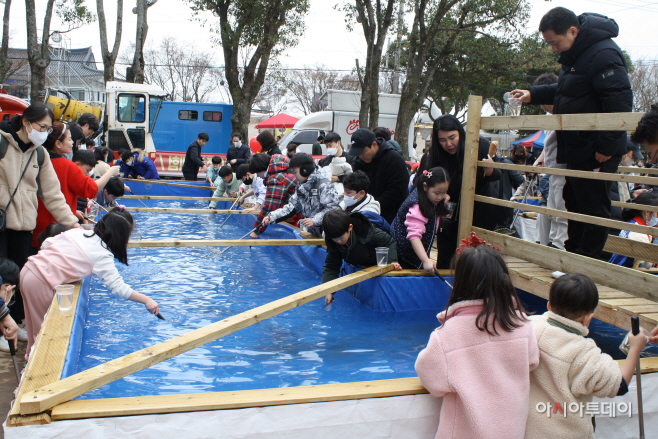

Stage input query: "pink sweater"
[
  {"left": 404, "top": 204, "right": 439, "bottom": 240},
  {"left": 415, "top": 299, "right": 539, "bottom": 439}
]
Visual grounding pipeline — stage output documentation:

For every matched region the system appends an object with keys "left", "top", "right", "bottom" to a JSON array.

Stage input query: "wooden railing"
[{"left": 458, "top": 95, "right": 658, "bottom": 300}]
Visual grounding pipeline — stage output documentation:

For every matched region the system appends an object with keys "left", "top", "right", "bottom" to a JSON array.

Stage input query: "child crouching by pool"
[
  {"left": 20, "top": 211, "right": 159, "bottom": 359},
  {"left": 525, "top": 273, "right": 647, "bottom": 438},
  {"left": 321, "top": 208, "right": 401, "bottom": 305},
  {"left": 415, "top": 245, "right": 539, "bottom": 439}
]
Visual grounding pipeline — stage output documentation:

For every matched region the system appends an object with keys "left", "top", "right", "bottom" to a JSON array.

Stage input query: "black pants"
[
  {"left": 563, "top": 155, "right": 621, "bottom": 258},
  {"left": 0, "top": 229, "right": 33, "bottom": 322},
  {"left": 182, "top": 171, "right": 198, "bottom": 181}
]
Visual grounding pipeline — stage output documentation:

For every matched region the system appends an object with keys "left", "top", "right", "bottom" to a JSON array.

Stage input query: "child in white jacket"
[{"left": 525, "top": 273, "right": 647, "bottom": 439}]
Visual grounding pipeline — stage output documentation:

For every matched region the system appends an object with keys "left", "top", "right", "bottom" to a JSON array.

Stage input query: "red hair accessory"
[
  {"left": 455, "top": 232, "right": 500, "bottom": 256},
  {"left": 423, "top": 169, "right": 432, "bottom": 178}
]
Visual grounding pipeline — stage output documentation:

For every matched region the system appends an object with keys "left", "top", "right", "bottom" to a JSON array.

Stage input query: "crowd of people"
[{"left": 1, "top": 5, "right": 658, "bottom": 436}]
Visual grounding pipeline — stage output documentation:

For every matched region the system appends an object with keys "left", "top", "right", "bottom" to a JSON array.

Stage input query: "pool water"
[{"left": 73, "top": 200, "right": 439, "bottom": 399}]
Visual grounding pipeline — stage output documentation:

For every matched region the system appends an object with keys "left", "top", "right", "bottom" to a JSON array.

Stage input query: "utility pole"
[{"left": 392, "top": 2, "right": 403, "bottom": 94}]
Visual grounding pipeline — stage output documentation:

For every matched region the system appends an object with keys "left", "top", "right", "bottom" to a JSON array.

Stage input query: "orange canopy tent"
[{"left": 254, "top": 113, "right": 300, "bottom": 129}]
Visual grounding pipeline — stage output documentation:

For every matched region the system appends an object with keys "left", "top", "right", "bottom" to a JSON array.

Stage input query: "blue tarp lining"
[{"left": 61, "top": 276, "right": 92, "bottom": 379}]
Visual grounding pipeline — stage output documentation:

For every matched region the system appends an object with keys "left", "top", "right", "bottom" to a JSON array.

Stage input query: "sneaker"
[
  {"left": 17, "top": 326, "right": 27, "bottom": 342},
  {"left": 0, "top": 337, "right": 9, "bottom": 353}
]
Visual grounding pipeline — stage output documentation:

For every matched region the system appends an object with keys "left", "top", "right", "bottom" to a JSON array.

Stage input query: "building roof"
[{"left": 7, "top": 47, "right": 104, "bottom": 81}]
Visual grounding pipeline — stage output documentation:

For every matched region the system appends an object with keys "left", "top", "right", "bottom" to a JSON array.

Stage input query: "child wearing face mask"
[
  {"left": 391, "top": 167, "right": 450, "bottom": 273},
  {"left": 340, "top": 171, "right": 381, "bottom": 214},
  {"left": 207, "top": 156, "right": 223, "bottom": 187},
  {"left": 608, "top": 192, "right": 658, "bottom": 268}
]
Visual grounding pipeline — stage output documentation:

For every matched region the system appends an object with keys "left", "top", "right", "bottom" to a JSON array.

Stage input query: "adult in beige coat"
[{"left": 0, "top": 104, "right": 79, "bottom": 323}]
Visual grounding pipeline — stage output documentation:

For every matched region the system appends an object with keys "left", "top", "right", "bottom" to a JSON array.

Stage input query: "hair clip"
[
  {"left": 118, "top": 205, "right": 126, "bottom": 211},
  {"left": 423, "top": 170, "right": 433, "bottom": 178}
]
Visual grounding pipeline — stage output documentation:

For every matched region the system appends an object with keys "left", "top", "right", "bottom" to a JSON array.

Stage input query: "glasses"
[{"left": 30, "top": 122, "right": 54, "bottom": 134}]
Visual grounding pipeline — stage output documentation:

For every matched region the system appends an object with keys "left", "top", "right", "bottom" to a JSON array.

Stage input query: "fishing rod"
[
  {"left": 215, "top": 226, "right": 259, "bottom": 256},
  {"left": 434, "top": 269, "right": 453, "bottom": 289},
  {"left": 126, "top": 189, "right": 148, "bottom": 208},
  {"left": 217, "top": 199, "right": 239, "bottom": 230}
]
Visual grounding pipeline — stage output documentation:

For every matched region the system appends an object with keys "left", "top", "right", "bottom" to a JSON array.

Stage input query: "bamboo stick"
[
  {"left": 121, "top": 195, "right": 236, "bottom": 201},
  {"left": 474, "top": 195, "right": 657, "bottom": 237},
  {"left": 479, "top": 161, "right": 658, "bottom": 186},
  {"left": 458, "top": 95, "right": 482, "bottom": 243},
  {"left": 479, "top": 112, "right": 643, "bottom": 131},
  {"left": 119, "top": 207, "right": 259, "bottom": 214},
  {"left": 128, "top": 238, "right": 325, "bottom": 248},
  {"left": 19, "top": 264, "right": 394, "bottom": 415}
]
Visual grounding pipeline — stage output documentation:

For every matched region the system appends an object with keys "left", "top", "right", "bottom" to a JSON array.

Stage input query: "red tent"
[{"left": 254, "top": 113, "right": 299, "bottom": 129}]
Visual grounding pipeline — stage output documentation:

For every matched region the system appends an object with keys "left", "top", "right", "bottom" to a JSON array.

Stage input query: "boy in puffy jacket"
[{"left": 262, "top": 153, "right": 339, "bottom": 236}]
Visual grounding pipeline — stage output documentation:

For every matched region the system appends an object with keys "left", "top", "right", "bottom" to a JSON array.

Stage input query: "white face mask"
[
  {"left": 647, "top": 215, "right": 658, "bottom": 227},
  {"left": 343, "top": 194, "right": 359, "bottom": 207},
  {"left": 27, "top": 123, "right": 49, "bottom": 145},
  {"left": 233, "top": 141, "right": 241, "bottom": 147}
]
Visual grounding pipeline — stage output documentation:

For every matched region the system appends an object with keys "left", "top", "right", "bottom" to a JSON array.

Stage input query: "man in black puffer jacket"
[
  {"left": 512, "top": 7, "right": 632, "bottom": 258},
  {"left": 348, "top": 129, "right": 409, "bottom": 223}
]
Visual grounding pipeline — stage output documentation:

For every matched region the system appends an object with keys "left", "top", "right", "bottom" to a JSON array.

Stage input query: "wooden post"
[
  {"left": 457, "top": 95, "right": 483, "bottom": 243},
  {"left": 19, "top": 264, "right": 394, "bottom": 415},
  {"left": 128, "top": 238, "right": 326, "bottom": 248}
]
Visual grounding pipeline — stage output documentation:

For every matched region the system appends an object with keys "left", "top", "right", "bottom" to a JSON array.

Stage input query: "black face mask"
[{"left": 243, "top": 178, "right": 253, "bottom": 185}]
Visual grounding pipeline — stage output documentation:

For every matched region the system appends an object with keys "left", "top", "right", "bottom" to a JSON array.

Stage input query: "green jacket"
[{"left": 322, "top": 212, "right": 397, "bottom": 283}]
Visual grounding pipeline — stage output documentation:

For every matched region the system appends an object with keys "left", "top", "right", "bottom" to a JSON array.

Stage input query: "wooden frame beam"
[
  {"left": 19, "top": 265, "right": 394, "bottom": 415},
  {"left": 472, "top": 227, "right": 658, "bottom": 302},
  {"left": 121, "top": 195, "right": 236, "bottom": 201},
  {"left": 618, "top": 166, "right": 658, "bottom": 175},
  {"left": 611, "top": 200, "right": 658, "bottom": 213},
  {"left": 603, "top": 235, "right": 658, "bottom": 265},
  {"left": 128, "top": 238, "right": 325, "bottom": 248},
  {"left": 120, "top": 208, "right": 258, "bottom": 214},
  {"left": 473, "top": 195, "right": 658, "bottom": 236},
  {"left": 478, "top": 161, "right": 658, "bottom": 186},
  {"left": 49, "top": 377, "right": 426, "bottom": 421},
  {"left": 479, "top": 112, "right": 643, "bottom": 131},
  {"left": 458, "top": 95, "right": 482, "bottom": 243}
]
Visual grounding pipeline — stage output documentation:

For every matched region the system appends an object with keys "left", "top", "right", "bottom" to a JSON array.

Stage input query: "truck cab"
[{"left": 104, "top": 81, "right": 167, "bottom": 153}]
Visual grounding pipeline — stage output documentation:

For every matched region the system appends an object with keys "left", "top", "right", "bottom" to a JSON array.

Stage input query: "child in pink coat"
[
  {"left": 20, "top": 211, "right": 159, "bottom": 359},
  {"left": 415, "top": 245, "right": 539, "bottom": 439}
]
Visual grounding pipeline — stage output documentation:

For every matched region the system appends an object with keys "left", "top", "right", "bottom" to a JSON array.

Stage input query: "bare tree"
[
  {"left": 341, "top": 0, "right": 396, "bottom": 129},
  {"left": 189, "top": 0, "right": 310, "bottom": 142},
  {"left": 25, "top": 0, "right": 95, "bottom": 103},
  {"left": 630, "top": 59, "right": 658, "bottom": 113},
  {"left": 284, "top": 65, "right": 360, "bottom": 115},
  {"left": 126, "top": 0, "right": 157, "bottom": 83},
  {"left": 96, "top": 0, "right": 123, "bottom": 83},
  {"left": 0, "top": 0, "right": 11, "bottom": 84}
]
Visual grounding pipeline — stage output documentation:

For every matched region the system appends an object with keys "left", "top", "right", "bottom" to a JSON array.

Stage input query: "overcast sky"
[{"left": 6, "top": 0, "right": 658, "bottom": 81}]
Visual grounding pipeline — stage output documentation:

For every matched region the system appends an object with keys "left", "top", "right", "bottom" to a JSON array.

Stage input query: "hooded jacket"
[
  {"left": 322, "top": 211, "right": 398, "bottom": 283},
  {"left": 253, "top": 154, "right": 297, "bottom": 234},
  {"left": 525, "top": 312, "right": 624, "bottom": 439},
  {"left": 268, "top": 166, "right": 340, "bottom": 227},
  {"left": 340, "top": 193, "right": 381, "bottom": 214},
  {"left": 352, "top": 139, "right": 409, "bottom": 223},
  {"left": 182, "top": 140, "right": 206, "bottom": 175},
  {"left": 121, "top": 150, "right": 159, "bottom": 179},
  {"left": 0, "top": 123, "right": 78, "bottom": 231},
  {"left": 528, "top": 13, "right": 632, "bottom": 165},
  {"left": 415, "top": 300, "right": 539, "bottom": 439}
]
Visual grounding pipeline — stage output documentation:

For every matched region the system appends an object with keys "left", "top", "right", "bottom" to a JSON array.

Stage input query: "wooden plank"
[
  {"left": 598, "top": 291, "right": 634, "bottom": 300},
  {"left": 123, "top": 179, "right": 213, "bottom": 190},
  {"left": 479, "top": 112, "right": 643, "bottom": 131},
  {"left": 474, "top": 195, "right": 657, "bottom": 237},
  {"left": 639, "top": 313, "right": 658, "bottom": 325},
  {"left": 122, "top": 195, "right": 236, "bottom": 201},
  {"left": 7, "top": 282, "right": 82, "bottom": 427},
  {"left": 615, "top": 357, "right": 658, "bottom": 374},
  {"left": 120, "top": 207, "right": 259, "bottom": 214},
  {"left": 478, "top": 161, "right": 658, "bottom": 186},
  {"left": 50, "top": 377, "right": 427, "bottom": 421},
  {"left": 618, "top": 165, "right": 658, "bottom": 175},
  {"left": 611, "top": 200, "right": 658, "bottom": 213},
  {"left": 617, "top": 305, "right": 658, "bottom": 316},
  {"left": 128, "top": 238, "right": 326, "bottom": 248},
  {"left": 19, "top": 264, "right": 394, "bottom": 415},
  {"left": 598, "top": 299, "right": 657, "bottom": 310},
  {"left": 603, "top": 235, "right": 658, "bottom": 264},
  {"left": 457, "top": 95, "right": 482, "bottom": 243},
  {"left": 473, "top": 227, "right": 658, "bottom": 303}
]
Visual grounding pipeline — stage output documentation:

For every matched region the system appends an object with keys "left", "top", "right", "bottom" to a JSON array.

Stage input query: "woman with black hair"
[
  {"left": 608, "top": 192, "right": 658, "bottom": 268},
  {"left": 256, "top": 130, "right": 282, "bottom": 155},
  {"left": 0, "top": 103, "right": 80, "bottom": 324},
  {"left": 416, "top": 115, "right": 501, "bottom": 268},
  {"left": 20, "top": 210, "right": 159, "bottom": 359}
]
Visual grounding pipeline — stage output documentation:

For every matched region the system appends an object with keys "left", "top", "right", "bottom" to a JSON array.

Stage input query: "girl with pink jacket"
[{"left": 415, "top": 245, "right": 539, "bottom": 439}]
